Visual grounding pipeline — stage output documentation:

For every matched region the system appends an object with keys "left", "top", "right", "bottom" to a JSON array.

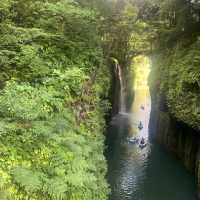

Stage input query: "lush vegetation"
[
  {"left": 2, "top": 0, "right": 200, "bottom": 199},
  {"left": 148, "top": 0, "right": 200, "bottom": 131},
  {"left": 0, "top": 1, "right": 111, "bottom": 199},
  {"left": 0, "top": 0, "right": 151, "bottom": 199}
]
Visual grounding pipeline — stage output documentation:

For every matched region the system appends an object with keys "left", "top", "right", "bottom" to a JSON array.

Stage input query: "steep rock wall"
[
  {"left": 149, "top": 39, "right": 200, "bottom": 196},
  {"left": 149, "top": 91, "right": 200, "bottom": 195}
]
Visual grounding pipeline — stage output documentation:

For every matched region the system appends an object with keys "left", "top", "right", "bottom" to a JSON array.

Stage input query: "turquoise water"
[
  {"left": 106, "top": 56, "right": 197, "bottom": 199},
  {"left": 106, "top": 110, "right": 197, "bottom": 200}
]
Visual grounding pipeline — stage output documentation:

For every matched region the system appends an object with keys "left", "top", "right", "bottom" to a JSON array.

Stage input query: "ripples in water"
[
  {"left": 107, "top": 114, "right": 197, "bottom": 200},
  {"left": 107, "top": 56, "right": 197, "bottom": 199}
]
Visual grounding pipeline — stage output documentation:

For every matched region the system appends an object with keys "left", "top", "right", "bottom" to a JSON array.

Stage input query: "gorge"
[
  {"left": 106, "top": 55, "right": 197, "bottom": 199},
  {"left": 0, "top": 0, "right": 200, "bottom": 199}
]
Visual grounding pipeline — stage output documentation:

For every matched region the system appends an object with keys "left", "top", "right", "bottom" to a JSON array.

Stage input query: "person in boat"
[
  {"left": 139, "top": 137, "right": 147, "bottom": 149},
  {"left": 138, "top": 121, "right": 143, "bottom": 130},
  {"left": 140, "top": 137, "right": 145, "bottom": 145},
  {"left": 140, "top": 105, "right": 145, "bottom": 110}
]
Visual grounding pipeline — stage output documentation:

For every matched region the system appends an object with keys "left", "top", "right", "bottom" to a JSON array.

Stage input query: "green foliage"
[
  {"left": 148, "top": 0, "right": 200, "bottom": 131},
  {"left": 102, "top": 0, "right": 139, "bottom": 66},
  {"left": 0, "top": 0, "right": 111, "bottom": 199},
  {"left": 161, "top": 38, "right": 200, "bottom": 130},
  {"left": 12, "top": 167, "right": 43, "bottom": 193},
  {"left": 0, "top": 81, "right": 61, "bottom": 120}
]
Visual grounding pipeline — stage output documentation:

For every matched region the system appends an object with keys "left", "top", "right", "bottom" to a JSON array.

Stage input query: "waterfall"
[{"left": 116, "top": 63, "right": 126, "bottom": 113}]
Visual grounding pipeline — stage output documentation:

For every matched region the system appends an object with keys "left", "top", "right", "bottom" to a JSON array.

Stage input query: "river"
[{"left": 106, "top": 56, "right": 197, "bottom": 200}]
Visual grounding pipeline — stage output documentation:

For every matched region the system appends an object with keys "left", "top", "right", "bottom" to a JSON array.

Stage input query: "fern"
[
  {"left": 43, "top": 178, "right": 68, "bottom": 200},
  {"left": 0, "top": 0, "right": 111, "bottom": 199},
  {"left": 12, "top": 167, "right": 42, "bottom": 193}
]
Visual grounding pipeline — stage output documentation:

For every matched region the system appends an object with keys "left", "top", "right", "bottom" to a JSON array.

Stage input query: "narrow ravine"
[{"left": 106, "top": 56, "right": 197, "bottom": 200}]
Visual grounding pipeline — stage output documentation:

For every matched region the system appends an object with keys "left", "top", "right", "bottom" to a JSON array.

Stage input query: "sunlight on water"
[
  {"left": 130, "top": 56, "right": 151, "bottom": 139},
  {"left": 107, "top": 55, "right": 197, "bottom": 200},
  {"left": 110, "top": 56, "right": 152, "bottom": 199}
]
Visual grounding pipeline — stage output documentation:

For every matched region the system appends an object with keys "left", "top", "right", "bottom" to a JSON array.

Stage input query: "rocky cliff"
[{"left": 149, "top": 38, "right": 200, "bottom": 195}]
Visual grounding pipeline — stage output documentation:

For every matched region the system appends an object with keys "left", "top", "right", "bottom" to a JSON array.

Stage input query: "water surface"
[{"left": 106, "top": 56, "right": 197, "bottom": 200}]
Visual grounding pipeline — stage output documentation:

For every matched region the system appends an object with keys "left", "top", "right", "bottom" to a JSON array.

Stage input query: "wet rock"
[{"left": 150, "top": 98, "right": 200, "bottom": 192}]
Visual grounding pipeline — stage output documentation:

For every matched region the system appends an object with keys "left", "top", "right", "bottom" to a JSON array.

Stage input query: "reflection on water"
[
  {"left": 130, "top": 56, "right": 151, "bottom": 140},
  {"left": 106, "top": 56, "right": 197, "bottom": 200}
]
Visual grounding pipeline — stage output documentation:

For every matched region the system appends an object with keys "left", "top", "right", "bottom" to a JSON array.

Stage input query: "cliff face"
[
  {"left": 149, "top": 38, "right": 200, "bottom": 193},
  {"left": 149, "top": 91, "right": 200, "bottom": 198}
]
